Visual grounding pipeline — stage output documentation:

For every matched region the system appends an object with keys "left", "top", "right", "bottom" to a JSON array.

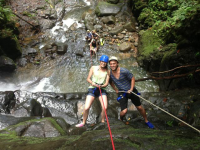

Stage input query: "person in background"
[
  {"left": 76, "top": 55, "right": 110, "bottom": 127},
  {"left": 89, "top": 39, "right": 98, "bottom": 55},
  {"left": 91, "top": 30, "right": 99, "bottom": 40},
  {"left": 85, "top": 30, "right": 92, "bottom": 42},
  {"left": 109, "top": 56, "right": 154, "bottom": 129}
]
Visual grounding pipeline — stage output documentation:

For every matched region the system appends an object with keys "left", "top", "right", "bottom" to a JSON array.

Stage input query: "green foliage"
[
  {"left": 195, "top": 52, "right": 200, "bottom": 57},
  {"left": 0, "top": 1, "right": 21, "bottom": 59},
  {"left": 0, "top": 1, "right": 14, "bottom": 24},
  {"left": 22, "top": 11, "right": 35, "bottom": 17},
  {"left": 136, "top": 0, "right": 200, "bottom": 44},
  {"left": 166, "top": 120, "right": 174, "bottom": 127}
]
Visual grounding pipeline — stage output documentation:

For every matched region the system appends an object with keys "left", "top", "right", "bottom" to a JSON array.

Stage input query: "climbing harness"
[
  {"left": 118, "top": 91, "right": 200, "bottom": 134},
  {"left": 117, "top": 92, "right": 127, "bottom": 102},
  {"left": 99, "top": 86, "right": 115, "bottom": 150},
  {"left": 92, "top": 82, "right": 103, "bottom": 94}
]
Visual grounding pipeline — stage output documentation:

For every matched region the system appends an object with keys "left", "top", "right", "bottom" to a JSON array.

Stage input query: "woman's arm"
[
  {"left": 87, "top": 66, "right": 98, "bottom": 87},
  {"left": 87, "top": 66, "right": 94, "bottom": 85}
]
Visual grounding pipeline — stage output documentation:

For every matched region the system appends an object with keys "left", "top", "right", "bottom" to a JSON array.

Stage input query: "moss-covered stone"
[
  {"left": 1, "top": 124, "right": 200, "bottom": 150},
  {"left": 130, "top": 0, "right": 148, "bottom": 18},
  {"left": 1, "top": 117, "right": 66, "bottom": 137},
  {"left": 137, "top": 28, "right": 165, "bottom": 71}
]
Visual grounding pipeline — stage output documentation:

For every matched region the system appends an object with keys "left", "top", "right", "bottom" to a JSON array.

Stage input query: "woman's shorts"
[
  {"left": 87, "top": 88, "right": 107, "bottom": 98},
  {"left": 118, "top": 88, "right": 141, "bottom": 111}
]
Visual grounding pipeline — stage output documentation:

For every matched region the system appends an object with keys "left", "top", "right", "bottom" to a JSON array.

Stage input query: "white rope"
[{"left": 118, "top": 91, "right": 200, "bottom": 134}]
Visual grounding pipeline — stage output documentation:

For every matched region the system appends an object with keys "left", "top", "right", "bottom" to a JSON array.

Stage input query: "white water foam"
[
  {"left": 30, "top": 78, "right": 57, "bottom": 93},
  {"left": 51, "top": 18, "right": 82, "bottom": 36},
  {"left": 0, "top": 82, "right": 19, "bottom": 91},
  {"left": 83, "top": 0, "right": 91, "bottom": 5}
]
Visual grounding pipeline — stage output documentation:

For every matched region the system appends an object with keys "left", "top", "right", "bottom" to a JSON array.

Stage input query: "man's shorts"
[
  {"left": 118, "top": 88, "right": 141, "bottom": 111},
  {"left": 87, "top": 88, "right": 107, "bottom": 98}
]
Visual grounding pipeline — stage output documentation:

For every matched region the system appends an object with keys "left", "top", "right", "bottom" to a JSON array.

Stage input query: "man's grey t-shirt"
[{"left": 110, "top": 67, "right": 134, "bottom": 91}]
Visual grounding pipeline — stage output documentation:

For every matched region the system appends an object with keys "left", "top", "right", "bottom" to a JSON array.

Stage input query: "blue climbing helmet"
[{"left": 100, "top": 55, "right": 109, "bottom": 63}]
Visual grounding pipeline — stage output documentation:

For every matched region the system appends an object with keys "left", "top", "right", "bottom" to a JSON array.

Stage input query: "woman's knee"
[{"left": 84, "top": 107, "right": 90, "bottom": 112}]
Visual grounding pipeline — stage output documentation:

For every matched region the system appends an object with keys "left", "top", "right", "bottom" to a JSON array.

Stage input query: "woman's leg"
[
  {"left": 82, "top": 95, "right": 95, "bottom": 124},
  {"left": 98, "top": 95, "right": 108, "bottom": 123}
]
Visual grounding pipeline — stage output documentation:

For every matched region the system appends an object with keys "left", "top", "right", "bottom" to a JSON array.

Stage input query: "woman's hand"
[{"left": 92, "top": 82, "right": 99, "bottom": 87}]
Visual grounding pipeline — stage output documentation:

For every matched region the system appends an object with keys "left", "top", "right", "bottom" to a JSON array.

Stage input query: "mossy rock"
[
  {"left": 1, "top": 117, "right": 66, "bottom": 138},
  {"left": 137, "top": 29, "right": 165, "bottom": 71},
  {"left": 130, "top": 0, "right": 148, "bottom": 17},
  {"left": 0, "top": 125, "right": 200, "bottom": 150}
]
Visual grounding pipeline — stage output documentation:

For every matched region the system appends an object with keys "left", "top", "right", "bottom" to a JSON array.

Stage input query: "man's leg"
[
  {"left": 120, "top": 108, "right": 127, "bottom": 121},
  {"left": 136, "top": 105, "right": 148, "bottom": 123}
]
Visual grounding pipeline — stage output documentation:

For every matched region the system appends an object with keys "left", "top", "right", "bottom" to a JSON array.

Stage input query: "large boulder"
[
  {"left": 123, "top": 22, "right": 136, "bottom": 32},
  {"left": 84, "top": 12, "right": 96, "bottom": 30},
  {"left": 137, "top": 29, "right": 164, "bottom": 72},
  {"left": 1, "top": 118, "right": 66, "bottom": 137},
  {"left": 39, "top": 19, "right": 56, "bottom": 30},
  {"left": 119, "top": 42, "right": 132, "bottom": 52},
  {"left": 100, "top": 16, "right": 116, "bottom": 24},
  {"left": 109, "top": 26, "right": 123, "bottom": 35},
  {"left": 95, "top": 2, "right": 122, "bottom": 17},
  {"left": 0, "top": 56, "right": 16, "bottom": 72},
  {"left": 0, "top": 91, "right": 16, "bottom": 114}
]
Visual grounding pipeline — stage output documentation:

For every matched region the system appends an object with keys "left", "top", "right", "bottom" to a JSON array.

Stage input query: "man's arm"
[
  {"left": 109, "top": 80, "right": 119, "bottom": 93},
  {"left": 128, "top": 76, "right": 135, "bottom": 93}
]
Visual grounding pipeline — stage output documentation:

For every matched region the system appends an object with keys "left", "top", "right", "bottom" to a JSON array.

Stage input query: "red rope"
[
  {"left": 90, "top": 50, "right": 93, "bottom": 66},
  {"left": 98, "top": 86, "right": 115, "bottom": 150}
]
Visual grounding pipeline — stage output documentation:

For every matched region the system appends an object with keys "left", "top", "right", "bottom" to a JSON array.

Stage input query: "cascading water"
[{"left": 0, "top": 0, "right": 159, "bottom": 93}]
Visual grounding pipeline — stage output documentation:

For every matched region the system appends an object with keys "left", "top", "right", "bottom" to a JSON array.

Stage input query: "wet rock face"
[
  {"left": 0, "top": 89, "right": 200, "bottom": 132},
  {"left": 0, "top": 89, "right": 199, "bottom": 150},
  {"left": 0, "top": 91, "right": 16, "bottom": 114}
]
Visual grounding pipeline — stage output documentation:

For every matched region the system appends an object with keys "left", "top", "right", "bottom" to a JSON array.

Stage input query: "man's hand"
[
  {"left": 127, "top": 90, "right": 132, "bottom": 93},
  {"left": 115, "top": 90, "right": 119, "bottom": 94}
]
